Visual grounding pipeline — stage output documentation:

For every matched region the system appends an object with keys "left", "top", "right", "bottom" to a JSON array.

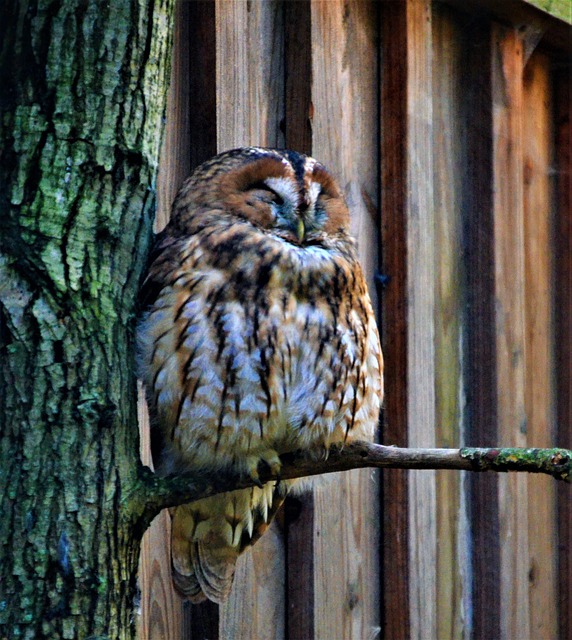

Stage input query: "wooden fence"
[{"left": 137, "top": 1, "right": 571, "bottom": 638}]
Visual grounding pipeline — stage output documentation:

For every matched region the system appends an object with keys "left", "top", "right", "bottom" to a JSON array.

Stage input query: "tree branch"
[{"left": 132, "top": 441, "right": 571, "bottom": 529}]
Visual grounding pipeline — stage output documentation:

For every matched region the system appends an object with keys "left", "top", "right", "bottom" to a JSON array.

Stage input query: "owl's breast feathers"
[{"left": 138, "top": 215, "right": 382, "bottom": 474}]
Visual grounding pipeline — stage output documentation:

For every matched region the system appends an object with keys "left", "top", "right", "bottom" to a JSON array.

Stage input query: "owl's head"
[{"left": 172, "top": 147, "right": 350, "bottom": 245}]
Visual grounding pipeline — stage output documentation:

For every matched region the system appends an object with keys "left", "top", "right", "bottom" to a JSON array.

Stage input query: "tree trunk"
[{"left": 0, "top": 2, "right": 173, "bottom": 638}]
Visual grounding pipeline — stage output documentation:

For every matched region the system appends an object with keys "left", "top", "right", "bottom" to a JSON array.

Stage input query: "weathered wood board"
[
  {"left": 432, "top": 6, "right": 468, "bottom": 638},
  {"left": 522, "top": 50, "right": 558, "bottom": 639},
  {"left": 554, "top": 64, "right": 572, "bottom": 640},
  {"left": 381, "top": 1, "right": 438, "bottom": 637},
  {"left": 491, "top": 23, "right": 530, "bottom": 640}
]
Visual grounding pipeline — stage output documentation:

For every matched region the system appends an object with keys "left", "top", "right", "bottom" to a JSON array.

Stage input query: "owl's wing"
[
  {"left": 137, "top": 231, "right": 191, "bottom": 470},
  {"left": 137, "top": 230, "right": 180, "bottom": 314}
]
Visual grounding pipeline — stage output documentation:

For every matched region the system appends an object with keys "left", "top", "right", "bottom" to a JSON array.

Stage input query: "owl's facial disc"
[{"left": 262, "top": 176, "right": 327, "bottom": 244}]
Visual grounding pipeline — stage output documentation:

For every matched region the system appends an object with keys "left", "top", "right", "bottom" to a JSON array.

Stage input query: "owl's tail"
[
  {"left": 170, "top": 481, "right": 288, "bottom": 603},
  {"left": 172, "top": 536, "right": 239, "bottom": 603}
]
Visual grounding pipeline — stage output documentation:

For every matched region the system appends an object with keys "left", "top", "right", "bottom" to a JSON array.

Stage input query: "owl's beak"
[{"left": 296, "top": 217, "right": 305, "bottom": 243}]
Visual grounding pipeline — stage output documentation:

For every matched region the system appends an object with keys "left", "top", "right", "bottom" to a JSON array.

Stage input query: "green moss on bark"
[{"left": 0, "top": 1, "right": 174, "bottom": 638}]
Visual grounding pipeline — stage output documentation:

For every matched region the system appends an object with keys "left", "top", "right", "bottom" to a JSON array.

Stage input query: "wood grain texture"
[
  {"left": 402, "top": 4, "right": 438, "bottom": 638},
  {"left": 219, "top": 522, "right": 286, "bottom": 640},
  {"left": 284, "top": 0, "right": 312, "bottom": 156},
  {"left": 136, "top": 4, "right": 570, "bottom": 639},
  {"left": 491, "top": 23, "right": 530, "bottom": 640},
  {"left": 380, "top": 1, "right": 438, "bottom": 637},
  {"left": 310, "top": 3, "right": 381, "bottom": 639},
  {"left": 137, "top": 1, "right": 190, "bottom": 634},
  {"left": 285, "top": 496, "right": 315, "bottom": 640},
  {"left": 462, "top": 19, "right": 502, "bottom": 639},
  {"left": 215, "top": 0, "right": 284, "bottom": 151},
  {"left": 138, "top": 510, "right": 185, "bottom": 640},
  {"left": 188, "top": 0, "right": 217, "bottom": 171},
  {"left": 380, "top": 2, "right": 410, "bottom": 636},
  {"left": 155, "top": 0, "right": 192, "bottom": 232},
  {"left": 215, "top": 1, "right": 286, "bottom": 637},
  {"left": 431, "top": 6, "right": 468, "bottom": 638},
  {"left": 522, "top": 50, "right": 558, "bottom": 639},
  {"left": 138, "top": 384, "right": 184, "bottom": 639},
  {"left": 555, "top": 65, "right": 572, "bottom": 640}
]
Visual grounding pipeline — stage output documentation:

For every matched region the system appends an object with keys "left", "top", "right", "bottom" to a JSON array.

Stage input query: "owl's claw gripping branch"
[
  {"left": 133, "top": 441, "right": 572, "bottom": 531},
  {"left": 245, "top": 449, "right": 282, "bottom": 488}
]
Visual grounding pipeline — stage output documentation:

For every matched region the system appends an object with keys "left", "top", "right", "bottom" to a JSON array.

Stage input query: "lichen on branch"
[{"left": 132, "top": 441, "right": 572, "bottom": 529}]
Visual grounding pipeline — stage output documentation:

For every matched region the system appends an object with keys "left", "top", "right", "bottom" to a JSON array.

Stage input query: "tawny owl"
[{"left": 137, "top": 147, "right": 383, "bottom": 603}]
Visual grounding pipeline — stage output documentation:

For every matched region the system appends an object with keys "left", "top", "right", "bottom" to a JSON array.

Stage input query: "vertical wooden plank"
[
  {"left": 285, "top": 496, "right": 315, "bottom": 640},
  {"left": 219, "top": 523, "right": 286, "bottom": 640},
  {"left": 491, "top": 24, "right": 530, "bottom": 640},
  {"left": 380, "top": 2, "right": 410, "bottom": 635},
  {"left": 522, "top": 50, "right": 558, "bottom": 639},
  {"left": 188, "top": 0, "right": 217, "bottom": 171},
  {"left": 555, "top": 64, "right": 572, "bottom": 640},
  {"left": 215, "top": 0, "right": 248, "bottom": 152},
  {"left": 403, "top": 4, "right": 437, "bottom": 638},
  {"left": 310, "top": 1, "right": 381, "bottom": 639},
  {"left": 138, "top": 390, "right": 185, "bottom": 640},
  {"left": 284, "top": 0, "right": 312, "bottom": 156},
  {"left": 431, "top": 6, "right": 467, "bottom": 639},
  {"left": 463, "top": 19, "right": 501, "bottom": 640},
  {"left": 214, "top": 2, "right": 286, "bottom": 638},
  {"left": 137, "top": 2, "right": 190, "bottom": 636},
  {"left": 138, "top": 505, "right": 185, "bottom": 640},
  {"left": 381, "top": 2, "right": 437, "bottom": 637},
  {"left": 215, "top": 0, "right": 284, "bottom": 151},
  {"left": 155, "top": 0, "right": 192, "bottom": 233}
]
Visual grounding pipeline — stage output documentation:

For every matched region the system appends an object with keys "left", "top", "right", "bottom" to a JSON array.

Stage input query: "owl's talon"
[
  {"left": 245, "top": 450, "right": 282, "bottom": 486},
  {"left": 260, "top": 450, "right": 282, "bottom": 477},
  {"left": 245, "top": 456, "right": 264, "bottom": 488}
]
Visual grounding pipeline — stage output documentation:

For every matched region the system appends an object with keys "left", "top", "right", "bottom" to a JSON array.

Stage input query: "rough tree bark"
[{"left": 0, "top": 2, "right": 174, "bottom": 638}]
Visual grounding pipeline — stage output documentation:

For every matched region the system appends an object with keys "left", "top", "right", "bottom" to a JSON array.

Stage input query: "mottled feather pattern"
[{"left": 137, "top": 147, "right": 383, "bottom": 603}]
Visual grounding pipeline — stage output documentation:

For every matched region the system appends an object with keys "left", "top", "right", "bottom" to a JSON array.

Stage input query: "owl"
[{"left": 137, "top": 147, "right": 383, "bottom": 603}]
